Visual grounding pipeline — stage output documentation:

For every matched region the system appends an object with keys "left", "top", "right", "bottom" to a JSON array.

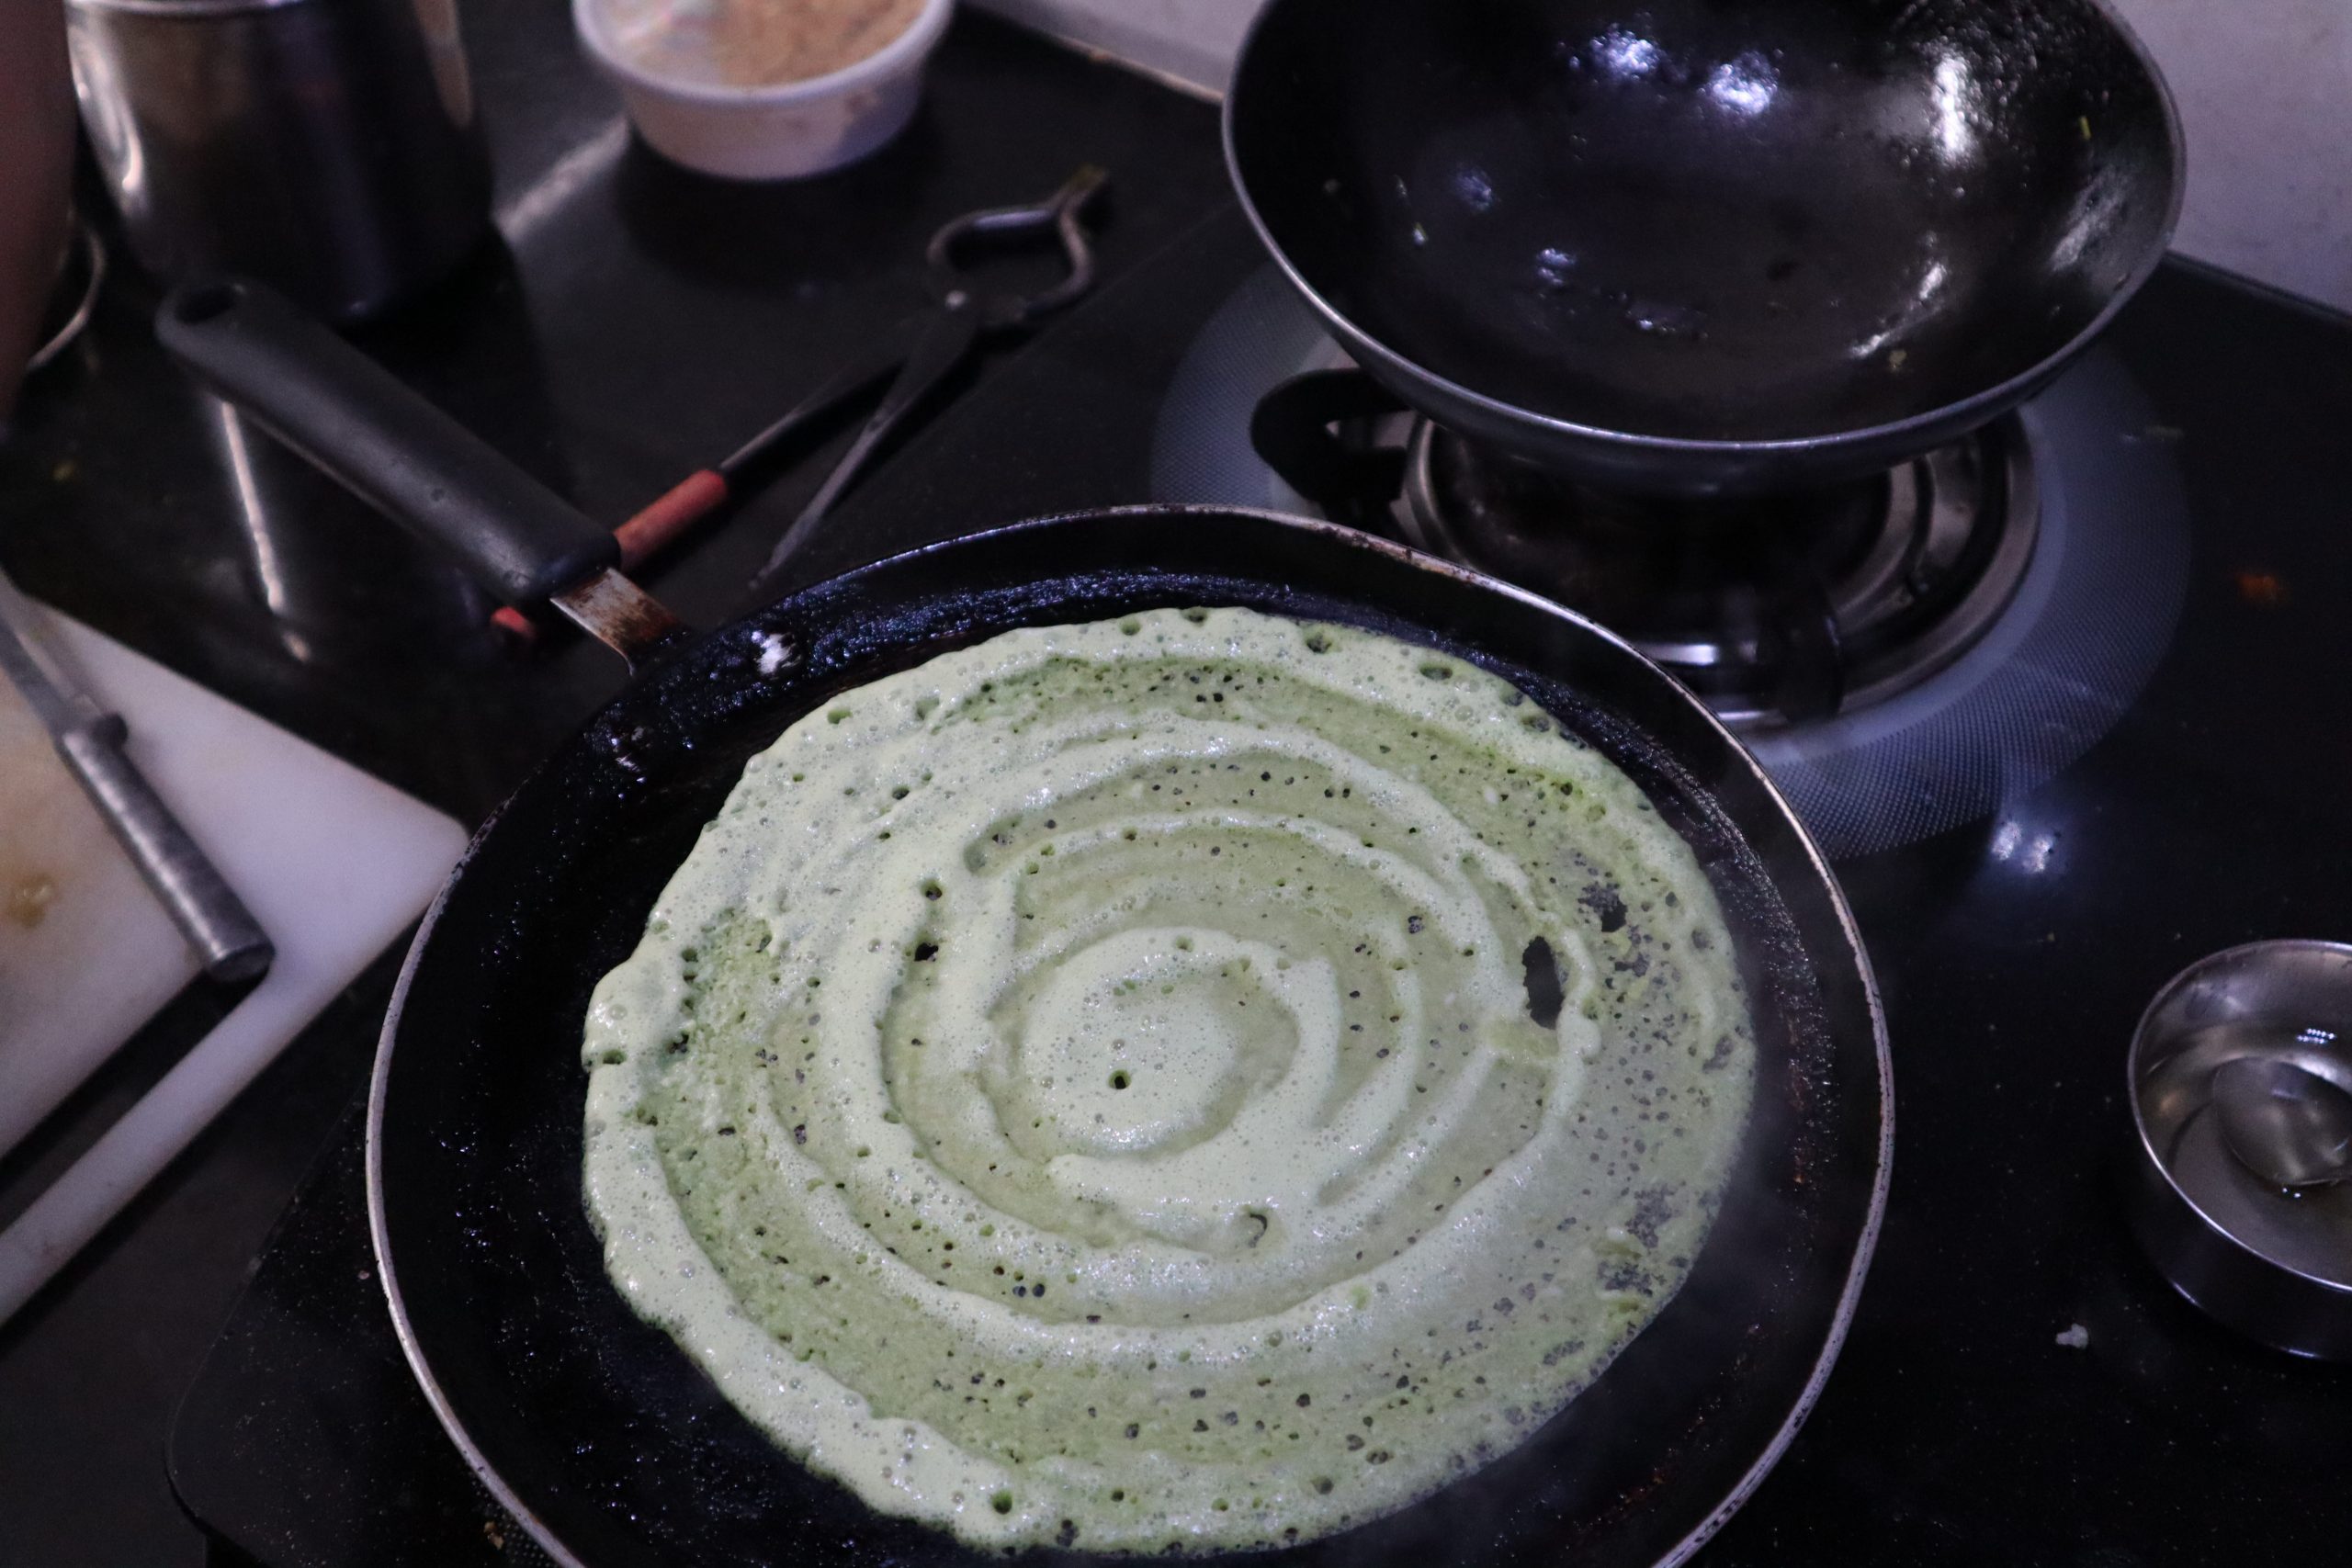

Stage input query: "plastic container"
[{"left": 574, "top": 0, "right": 953, "bottom": 180}]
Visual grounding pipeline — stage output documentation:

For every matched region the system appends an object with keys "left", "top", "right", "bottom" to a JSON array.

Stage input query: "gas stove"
[
  {"left": 1146, "top": 260, "right": 2195, "bottom": 860},
  {"left": 146, "top": 192, "right": 2352, "bottom": 1566},
  {"left": 6, "top": 8, "right": 2346, "bottom": 1564}
]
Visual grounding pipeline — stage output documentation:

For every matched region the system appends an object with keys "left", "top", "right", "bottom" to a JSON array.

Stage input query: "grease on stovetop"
[{"left": 7, "top": 869, "right": 58, "bottom": 929}]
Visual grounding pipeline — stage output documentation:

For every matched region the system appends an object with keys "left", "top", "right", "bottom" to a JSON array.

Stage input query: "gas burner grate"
[
  {"left": 1248, "top": 367, "right": 2037, "bottom": 729},
  {"left": 1153, "top": 260, "right": 2188, "bottom": 859}
]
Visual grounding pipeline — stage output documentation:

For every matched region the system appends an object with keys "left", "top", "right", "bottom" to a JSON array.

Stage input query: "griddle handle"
[{"left": 155, "top": 279, "right": 617, "bottom": 608}]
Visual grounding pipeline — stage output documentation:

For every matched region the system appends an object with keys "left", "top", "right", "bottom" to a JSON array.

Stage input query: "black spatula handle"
[{"left": 155, "top": 278, "right": 616, "bottom": 608}]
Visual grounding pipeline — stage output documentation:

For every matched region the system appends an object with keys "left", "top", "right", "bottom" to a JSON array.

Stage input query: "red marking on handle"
[
  {"left": 616, "top": 468, "right": 729, "bottom": 568},
  {"left": 491, "top": 469, "right": 732, "bottom": 644}
]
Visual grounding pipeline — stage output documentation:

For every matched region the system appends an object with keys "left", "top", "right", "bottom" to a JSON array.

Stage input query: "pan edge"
[{"left": 367, "top": 505, "right": 1893, "bottom": 1568}]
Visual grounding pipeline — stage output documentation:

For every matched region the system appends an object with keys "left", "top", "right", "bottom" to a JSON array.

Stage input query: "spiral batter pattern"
[{"left": 582, "top": 608, "right": 1755, "bottom": 1552}]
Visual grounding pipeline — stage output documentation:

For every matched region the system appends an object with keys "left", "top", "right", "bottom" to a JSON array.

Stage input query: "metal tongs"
[
  {"left": 493, "top": 167, "right": 1108, "bottom": 637},
  {"left": 747, "top": 163, "right": 1108, "bottom": 589}
]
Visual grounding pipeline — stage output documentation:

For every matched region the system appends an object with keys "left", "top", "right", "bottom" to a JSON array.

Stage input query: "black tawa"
[
  {"left": 1227, "top": 0, "right": 2182, "bottom": 495},
  {"left": 155, "top": 278, "right": 1891, "bottom": 1568}
]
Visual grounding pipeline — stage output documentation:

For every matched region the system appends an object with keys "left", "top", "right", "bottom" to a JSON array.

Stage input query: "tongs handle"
[
  {"left": 155, "top": 279, "right": 617, "bottom": 609},
  {"left": 924, "top": 164, "right": 1108, "bottom": 326},
  {"left": 751, "top": 299, "right": 982, "bottom": 592}
]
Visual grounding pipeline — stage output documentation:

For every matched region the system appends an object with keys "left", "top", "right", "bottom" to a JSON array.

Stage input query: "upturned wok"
[{"left": 1226, "top": 0, "right": 2183, "bottom": 494}]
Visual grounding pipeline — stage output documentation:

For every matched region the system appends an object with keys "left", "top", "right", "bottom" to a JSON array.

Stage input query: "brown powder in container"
[{"left": 703, "top": 0, "right": 927, "bottom": 86}]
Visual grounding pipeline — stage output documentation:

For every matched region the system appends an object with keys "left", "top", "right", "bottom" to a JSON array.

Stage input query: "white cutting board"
[{"left": 0, "top": 602, "right": 469, "bottom": 1158}]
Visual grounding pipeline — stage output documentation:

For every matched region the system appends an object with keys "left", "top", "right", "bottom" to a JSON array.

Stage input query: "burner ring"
[
  {"left": 1396, "top": 419, "right": 2041, "bottom": 730},
  {"left": 1149, "top": 265, "right": 2188, "bottom": 858}
]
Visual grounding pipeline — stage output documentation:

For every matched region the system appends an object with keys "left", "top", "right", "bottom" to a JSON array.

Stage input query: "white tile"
[
  {"left": 975, "top": 0, "right": 1253, "bottom": 94},
  {"left": 2108, "top": 0, "right": 2352, "bottom": 312}
]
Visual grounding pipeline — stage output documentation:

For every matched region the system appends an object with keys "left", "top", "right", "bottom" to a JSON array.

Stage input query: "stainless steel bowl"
[{"left": 2124, "top": 940, "right": 2352, "bottom": 1359}]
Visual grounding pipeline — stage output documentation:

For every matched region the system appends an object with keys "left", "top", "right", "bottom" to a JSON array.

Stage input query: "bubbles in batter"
[{"left": 582, "top": 607, "right": 1755, "bottom": 1552}]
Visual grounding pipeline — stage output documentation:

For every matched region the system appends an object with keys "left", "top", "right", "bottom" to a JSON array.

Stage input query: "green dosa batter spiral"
[{"left": 582, "top": 607, "right": 1755, "bottom": 1553}]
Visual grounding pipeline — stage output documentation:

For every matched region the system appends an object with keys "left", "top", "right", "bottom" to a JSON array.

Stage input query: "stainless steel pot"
[
  {"left": 2125, "top": 941, "right": 2352, "bottom": 1359},
  {"left": 66, "top": 0, "right": 491, "bottom": 321}
]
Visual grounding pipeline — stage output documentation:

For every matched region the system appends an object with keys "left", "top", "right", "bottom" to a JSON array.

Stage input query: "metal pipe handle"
[{"left": 58, "top": 716, "right": 274, "bottom": 984}]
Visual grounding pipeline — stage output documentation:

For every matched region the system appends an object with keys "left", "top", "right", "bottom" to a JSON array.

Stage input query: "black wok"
[
  {"left": 1226, "top": 0, "right": 2183, "bottom": 495},
  {"left": 158, "top": 280, "right": 1890, "bottom": 1568}
]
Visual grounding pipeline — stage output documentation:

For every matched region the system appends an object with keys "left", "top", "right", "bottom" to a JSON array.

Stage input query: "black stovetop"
[{"left": 6, "top": 2, "right": 2352, "bottom": 1563}]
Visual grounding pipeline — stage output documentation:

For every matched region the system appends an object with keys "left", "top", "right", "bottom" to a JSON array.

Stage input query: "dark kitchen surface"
[
  {"left": 0, "top": 2, "right": 1229, "bottom": 828},
  {"left": 169, "top": 217, "right": 2352, "bottom": 1568},
  {"left": 5, "top": 2, "right": 2352, "bottom": 1567},
  {"left": 0, "top": 6, "right": 1224, "bottom": 1566}
]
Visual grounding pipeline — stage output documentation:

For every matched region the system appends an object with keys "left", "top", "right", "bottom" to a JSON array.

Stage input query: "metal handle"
[
  {"left": 57, "top": 717, "right": 273, "bottom": 984},
  {"left": 1758, "top": 568, "right": 1844, "bottom": 725},
  {"left": 923, "top": 164, "right": 1108, "bottom": 325},
  {"left": 153, "top": 278, "right": 616, "bottom": 608},
  {"left": 750, "top": 299, "right": 984, "bottom": 592},
  {"left": 1250, "top": 369, "right": 1411, "bottom": 518}
]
